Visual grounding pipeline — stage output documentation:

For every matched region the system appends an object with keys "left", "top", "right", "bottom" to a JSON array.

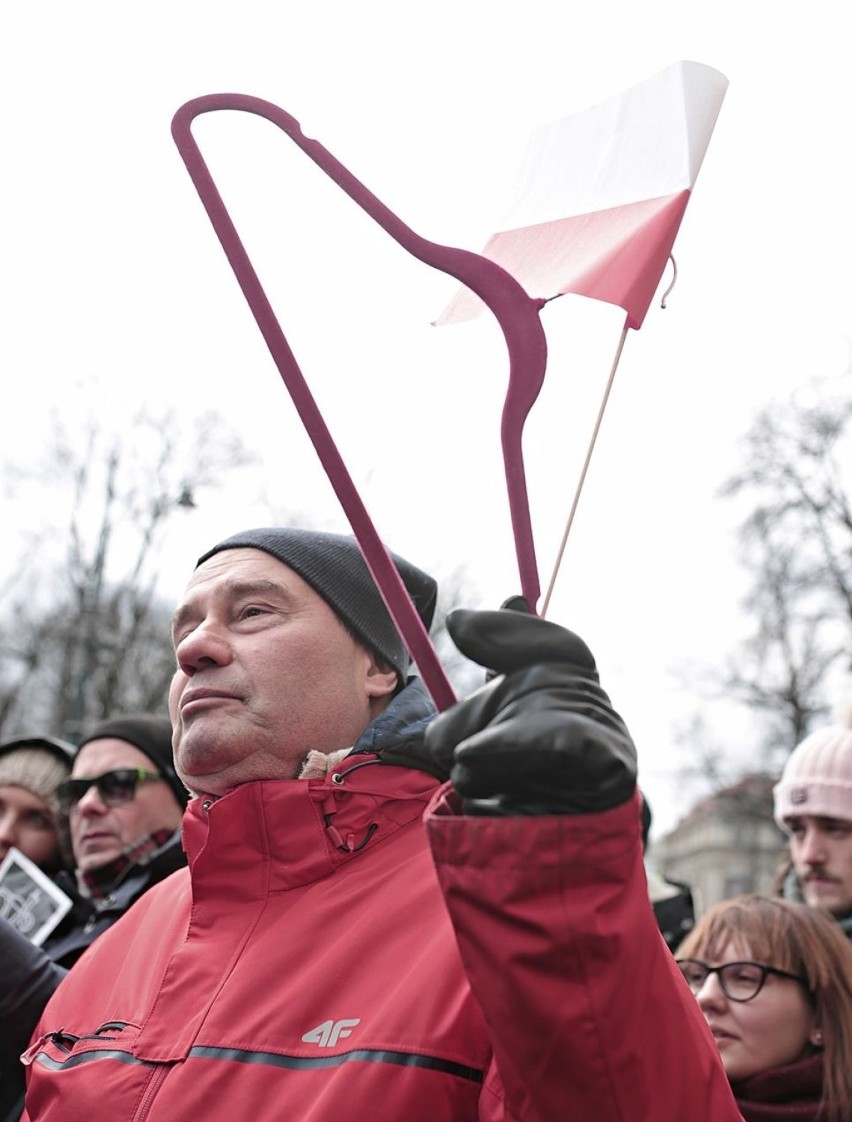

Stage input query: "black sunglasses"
[
  {"left": 676, "top": 958, "right": 808, "bottom": 1003},
  {"left": 57, "top": 768, "right": 163, "bottom": 813}
]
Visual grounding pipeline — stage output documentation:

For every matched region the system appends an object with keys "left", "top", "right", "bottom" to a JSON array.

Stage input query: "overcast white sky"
[{"left": 2, "top": 1, "right": 851, "bottom": 835}]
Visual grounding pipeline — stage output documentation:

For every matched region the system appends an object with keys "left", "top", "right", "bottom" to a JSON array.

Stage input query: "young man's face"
[
  {"left": 169, "top": 549, "right": 398, "bottom": 797},
  {"left": 786, "top": 814, "right": 852, "bottom": 918}
]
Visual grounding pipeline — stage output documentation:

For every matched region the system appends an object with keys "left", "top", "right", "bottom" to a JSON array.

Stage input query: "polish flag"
[{"left": 435, "top": 60, "right": 728, "bottom": 330}]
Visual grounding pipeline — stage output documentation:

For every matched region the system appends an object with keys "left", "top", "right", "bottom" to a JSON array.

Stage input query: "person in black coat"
[{"left": 641, "top": 792, "right": 697, "bottom": 954}]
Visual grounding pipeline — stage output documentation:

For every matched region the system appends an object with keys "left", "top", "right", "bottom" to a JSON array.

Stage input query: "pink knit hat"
[{"left": 774, "top": 712, "right": 852, "bottom": 829}]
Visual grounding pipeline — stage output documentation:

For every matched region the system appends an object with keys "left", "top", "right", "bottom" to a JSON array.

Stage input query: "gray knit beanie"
[
  {"left": 196, "top": 528, "right": 438, "bottom": 679},
  {"left": 0, "top": 736, "right": 75, "bottom": 815}
]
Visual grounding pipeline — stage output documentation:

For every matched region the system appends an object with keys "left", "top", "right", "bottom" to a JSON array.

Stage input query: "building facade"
[{"left": 650, "top": 774, "right": 788, "bottom": 920}]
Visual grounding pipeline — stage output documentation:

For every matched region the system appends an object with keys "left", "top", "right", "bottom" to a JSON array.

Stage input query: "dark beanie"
[
  {"left": 196, "top": 528, "right": 438, "bottom": 679},
  {"left": 77, "top": 715, "right": 189, "bottom": 809}
]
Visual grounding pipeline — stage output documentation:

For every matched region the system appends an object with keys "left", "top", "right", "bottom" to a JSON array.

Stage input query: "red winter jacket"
[{"left": 21, "top": 755, "right": 739, "bottom": 1121}]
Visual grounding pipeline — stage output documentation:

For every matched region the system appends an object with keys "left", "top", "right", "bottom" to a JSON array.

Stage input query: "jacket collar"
[
  {"left": 179, "top": 678, "right": 441, "bottom": 893},
  {"left": 182, "top": 755, "right": 440, "bottom": 894}
]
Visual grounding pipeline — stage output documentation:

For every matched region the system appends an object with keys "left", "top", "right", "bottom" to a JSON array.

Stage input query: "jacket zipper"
[{"left": 133, "top": 1061, "right": 170, "bottom": 1122}]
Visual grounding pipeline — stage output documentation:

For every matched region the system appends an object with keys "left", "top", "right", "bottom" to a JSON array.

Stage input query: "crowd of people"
[
  {"left": 0, "top": 717, "right": 188, "bottom": 1120},
  {"left": 1, "top": 523, "right": 852, "bottom": 1120}
]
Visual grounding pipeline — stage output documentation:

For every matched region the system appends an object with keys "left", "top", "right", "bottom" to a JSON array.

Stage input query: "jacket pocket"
[{"left": 22, "top": 1021, "right": 140, "bottom": 1068}]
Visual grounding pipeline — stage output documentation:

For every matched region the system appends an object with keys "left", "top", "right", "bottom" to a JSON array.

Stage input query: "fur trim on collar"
[{"left": 298, "top": 748, "right": 352, "bottom": 780}]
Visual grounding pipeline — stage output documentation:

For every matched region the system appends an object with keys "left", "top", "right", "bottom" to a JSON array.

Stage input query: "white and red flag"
[
  {"left": 436, "top": 60, "right": 728, "bottom": 330},
  {"left": 433, "top": 60, "right": 728, "bottom": 615}
]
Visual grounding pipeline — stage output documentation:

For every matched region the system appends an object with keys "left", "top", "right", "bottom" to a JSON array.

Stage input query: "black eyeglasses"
[
  {"left": 57, "top": 768, "right": 163, "bottom": 813},
  {"left": 676, "top": 959, "right": 808, "bottom": 1003}
]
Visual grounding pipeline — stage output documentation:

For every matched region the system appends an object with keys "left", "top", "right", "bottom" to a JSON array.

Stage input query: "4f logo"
[{"left": 301, "top": 1018, "right": 361, "bottom": 1048}]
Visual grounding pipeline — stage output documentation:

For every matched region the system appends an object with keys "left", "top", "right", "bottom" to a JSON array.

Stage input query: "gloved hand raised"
[{"left": 425, "top": 607, "right": 637, "bottom": 816}]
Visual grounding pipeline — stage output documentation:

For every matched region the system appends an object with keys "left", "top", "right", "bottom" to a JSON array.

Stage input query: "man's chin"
[
  {"left": 826, "top": 897, "right": 852, "bottom": 920},
  {"left": 804, "top": 883, "right": 852, "bottom": 915},
  {"left": 78, "top": 850, "right": 121, "bottom": 872},
  {"left": 174, "top": 764, "right": 217, "bottom": 799},
  {"left": 174, "top": 757, "right": 231, "bottom": 800}
]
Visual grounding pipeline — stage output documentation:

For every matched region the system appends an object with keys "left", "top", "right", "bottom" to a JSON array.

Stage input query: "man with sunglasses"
[
  {"left": 1, "top": 715, "right": 188, "bottom": 1122},
  {"left": 41, "top": 714, "right": 187, "bottom": 964},
  {"left": 19, "top": 527, "right": 740, "bottom": 1122},
  {"left": 58, "top": 717, "right": 186, "bottom": 913}
]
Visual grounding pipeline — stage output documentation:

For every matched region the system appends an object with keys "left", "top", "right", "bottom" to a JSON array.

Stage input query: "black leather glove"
[{"left": 425, "top": 608, "right": 637, "bottom": 816}]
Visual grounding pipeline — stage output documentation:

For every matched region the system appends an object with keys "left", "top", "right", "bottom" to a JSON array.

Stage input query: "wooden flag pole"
[{"left": 540, "top": 322, "right": 629, "bottom": 618}]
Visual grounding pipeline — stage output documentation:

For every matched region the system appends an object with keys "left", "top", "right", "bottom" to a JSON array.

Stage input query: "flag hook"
[{"left": 660, "top": 254, "right": 678, "bottom": 309}]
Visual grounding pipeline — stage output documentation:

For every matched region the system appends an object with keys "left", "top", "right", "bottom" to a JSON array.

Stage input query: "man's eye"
[{"left": 240, "top": 605, "right": 268, "bottom": 619}]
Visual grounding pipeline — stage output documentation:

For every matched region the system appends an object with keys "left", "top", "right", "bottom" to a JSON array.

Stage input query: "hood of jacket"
[{"left": 350, "top": 675, "right": 444, "bottom": 778}]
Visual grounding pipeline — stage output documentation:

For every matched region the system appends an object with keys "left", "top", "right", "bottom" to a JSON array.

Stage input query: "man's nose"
[
  {"left": 174, "top": 618, "right": 232, "bottom": 675},
  {"left": 799, "top": 829, "right": 827, "bottom": 865},
  {"left": 73, "top": 783, "right": 107, "bottom": 816}
]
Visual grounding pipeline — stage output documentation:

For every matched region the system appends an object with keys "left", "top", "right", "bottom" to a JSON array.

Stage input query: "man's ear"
[{"left": 364, "top": 654, "right": 399, "bottom": 700}]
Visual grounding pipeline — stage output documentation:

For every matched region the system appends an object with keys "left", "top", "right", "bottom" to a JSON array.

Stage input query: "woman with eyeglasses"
[{"left": 675, "top": 894, "right": 852, "bottom": 1122}]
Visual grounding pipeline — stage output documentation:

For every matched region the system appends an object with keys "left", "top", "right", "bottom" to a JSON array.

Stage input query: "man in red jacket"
[{"left": 20, "top": 527, "right": 739, "bottom": 1122}]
